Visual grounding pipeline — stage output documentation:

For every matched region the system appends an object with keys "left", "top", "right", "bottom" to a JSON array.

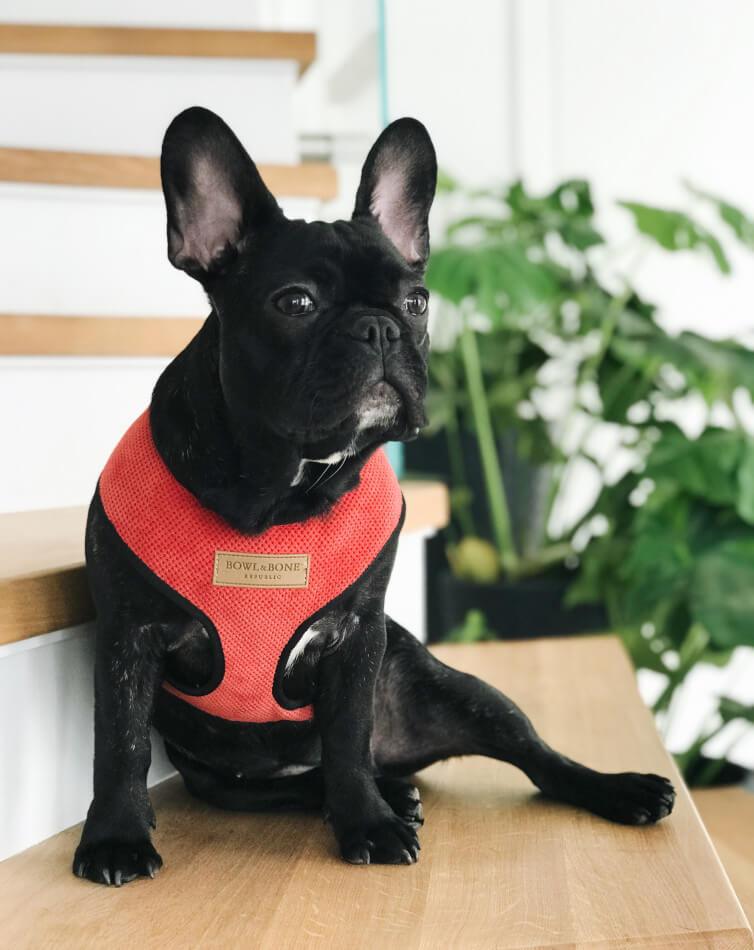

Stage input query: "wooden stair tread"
[
  {"left": 0, "top": 636, "right": 750, "bottom": 948},
  {"left": 0, "top": 148, "right": 337, "bottom": 197},
  {"left": 694, "top": 787, "right": 754, "bottom": 926},
  {"left": 0, "top": 482, "right": 449, "bottom": 645},
  {"left": 0, "top": 314, "right": 205, "bottom": 357},
  {"left": 0, "top": 24, "right": 316, "bottom": 73}
]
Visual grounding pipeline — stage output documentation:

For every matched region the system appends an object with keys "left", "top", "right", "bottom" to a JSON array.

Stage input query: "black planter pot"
[
  {"left": 683, "top": 755, "right": 752, "bottom": 789},
  {"left": 426, "top": 555, "right": 607, "bottom": 643},
  {"left": 408, "top": 431, "right": 608, "bottom": 641}
]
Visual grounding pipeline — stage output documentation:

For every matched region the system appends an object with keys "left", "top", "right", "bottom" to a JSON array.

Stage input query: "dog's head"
[{"left": 160, "top": 107, "right": 437, "bottom": 462}]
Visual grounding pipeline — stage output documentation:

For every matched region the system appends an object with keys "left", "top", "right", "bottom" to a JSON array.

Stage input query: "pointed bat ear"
[
  {"left": 353, "top": 117, "right": 437, "bottom": 267},
  {"left": 160, "top": 107, "right": 283, "bottom": 280}
]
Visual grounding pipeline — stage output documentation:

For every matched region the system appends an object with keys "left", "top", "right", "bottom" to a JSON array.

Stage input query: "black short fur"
[{"left": 73, "top": 108, "right": 674, "bottom": 886}]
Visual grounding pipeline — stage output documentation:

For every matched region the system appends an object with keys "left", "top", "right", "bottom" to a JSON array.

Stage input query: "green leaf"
[
  {"left": 445, "top": 609, "right": 498, "bottom": 643},
  {"left": 645, "top": 426, "right": 743, "bottom": 506},
  {"left": 426, "top": 243, "right": 562, "bottom": 322},
  {"left": 597, "top": 350, "right": 652, "bottom": 423},
  {"left": 504, "top": 179, "right": 604, "bottom": 250},
  {"left": 718, "top": 696, "right": 754, "bottom": 724},
  {"left": 619, "top": 628, "right": 671, "bottom": 675},
  {"left": 691, "top": 538, "right": 754, "bottom": 647},
  {"left": 685, "top": 183, "right": 754, "bottom": 249},
  {"left": 736, "top": 438, "right": 754, "bottom": 524},
  {"left": 619, "top": 200, "right": 731, "bottom": 274}
]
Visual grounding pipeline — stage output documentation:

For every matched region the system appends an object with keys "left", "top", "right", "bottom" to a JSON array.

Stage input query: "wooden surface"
[
  {"left": 694, "top": 787, "right": 754, "bottom": 926},
  {"left": 0, "top": 24, "right": 316, "bottom": 73},
  {"left": 0, "top": 481, "right": 449, "bottom": 645},
  {"left": 0, "top": 507, "right": 93, "bottom": 645},
  {"left": 0, "top": 636, "right": 750, "bottom": 948},
  {"left": 0, "top": 314, "right": 203, "bottom": 357},
  {"left": 0, "top": 148, "right": 337, "bottom": 197}
]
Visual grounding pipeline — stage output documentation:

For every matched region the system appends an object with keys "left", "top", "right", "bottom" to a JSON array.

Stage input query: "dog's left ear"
[
  {"left": 353, "top": 118, "right": 437, "bottom": 267},
  {"left": 160, "top": 106, "right": 282, "bottom": 279}
]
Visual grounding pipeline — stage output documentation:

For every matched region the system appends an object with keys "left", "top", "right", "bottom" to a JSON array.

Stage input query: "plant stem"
[{"left": 459, "top": 318, "right": 518, "bottom": 573}]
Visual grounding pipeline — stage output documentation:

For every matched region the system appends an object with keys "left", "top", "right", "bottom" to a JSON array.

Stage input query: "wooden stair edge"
[
  {"left": 694, "top": 786, "right": 754, "bottom": 927},
  {"left": 0, "top": 483, "right": 449, "bottom": 646},
  {"left": 0, "top": 636, "right": 751, "bottom": 948},
  {"left": 0, "top": 314, "right": 204, "bottom": 357},
  {"left": 0, "top": 24, "right": 316, "bottom": 74},
  {"left": 0, "top": 147, "right": 337, "bottom": 197}
]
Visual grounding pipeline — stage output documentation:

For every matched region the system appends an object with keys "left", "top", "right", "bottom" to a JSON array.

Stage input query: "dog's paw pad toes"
[
  {"left": 72, "top": 840, "right": 162, "bottom": 886},
  {"left": 599, "top": 772, "right": 677, "bottom": 825},
  {"left": 341, "top": 817, "right": 420, "bottom": 866},
  {"left": 344, "top": 845, "right": 372, "bottom": 865}
]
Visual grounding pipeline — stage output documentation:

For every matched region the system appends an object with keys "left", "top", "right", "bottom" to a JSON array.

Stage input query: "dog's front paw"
[
  {"left": 376, "top": 777, "right": 424, "bottom": 829},
  {"left": 339, "top": 813, "right": 420, "bottom": 866},
  {"left": 73, "top": 838, "right": 163, "bottom": 886},
  {"left": 588, "top": 772, "right": 676, "bottom": 825}
]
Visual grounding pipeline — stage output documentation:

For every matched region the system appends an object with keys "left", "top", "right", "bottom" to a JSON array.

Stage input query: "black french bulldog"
[{"left": 73, "top": 108, "right": 675, "bottom": 885}]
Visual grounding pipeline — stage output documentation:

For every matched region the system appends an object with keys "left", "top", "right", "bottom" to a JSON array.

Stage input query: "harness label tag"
[{"left": 213, "top": 552, "right": 310, "bottom": 589}]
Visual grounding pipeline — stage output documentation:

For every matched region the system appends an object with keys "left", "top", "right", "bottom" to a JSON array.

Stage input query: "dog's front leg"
[
  {"left": 73, "top": 618, "right": 166, "bottom": 885},
  {"left": 316, "top": 609, "right": 420, "bottom": 865}
]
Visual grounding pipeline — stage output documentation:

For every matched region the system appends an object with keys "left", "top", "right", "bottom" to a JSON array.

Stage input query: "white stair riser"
[
  {"left": 0, "top": 358, "right": 168, "bottom": 510},
  {"left": 0, "top": 627, "right": 176, "bottom": 863},
  {"left": 0, "top": 56, "right": 298, "bottom": 161},
  {"left": 0, "top": 187, "right": 317, "bottom": 314},
  {"left": 0, "top": 1, "right": 316, "bottom": 31}
]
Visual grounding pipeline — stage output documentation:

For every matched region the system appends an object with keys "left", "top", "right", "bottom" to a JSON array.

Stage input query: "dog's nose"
[{"left": 348, "top": 314, "right": 401, "bottom": 353}]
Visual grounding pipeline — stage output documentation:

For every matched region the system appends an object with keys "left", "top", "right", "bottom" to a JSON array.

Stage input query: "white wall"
[
  {"left": 386, "top": 0, "right": 515, "bottom": 186},
  {"left": 514, "top": 0, "right": 754, "bottom": 340}
]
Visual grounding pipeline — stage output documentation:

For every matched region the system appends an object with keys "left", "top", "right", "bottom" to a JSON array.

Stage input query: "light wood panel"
[
  {"left": 401, "top": 479, "right": 450, "bottom": 535},
  {"left": 0, "top": 147, "right": 338, "bottom": 196},
  {"left": 0, "top": 314, "right": 203, "bottom": 357},
  {"left": 0, "top": 636, "right": 750, "bottom": 948},
  {"left": 0, "top": 482, "right": 448, "bottom": 645},
  {"left": 0, "top": 507, "right": 91, "bottom": 645},
  {"left": 694, "top": 787, "right": 754, "bottom": 926},
  {"left": 0, "top": 24, "right": 316, "bottom": 73}
]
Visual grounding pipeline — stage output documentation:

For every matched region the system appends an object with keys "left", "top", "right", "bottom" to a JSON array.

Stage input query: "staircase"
[{"left": 0, "top": 18, "right": 330, "bottom": 512}]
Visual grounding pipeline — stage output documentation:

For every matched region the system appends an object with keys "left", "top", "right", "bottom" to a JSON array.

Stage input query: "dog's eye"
[
  {"left": 275, "top": 290, "right": 316, "bottom": 316},
  {"left": 402, "top": 291, "right": 428, "bottom": 316}
]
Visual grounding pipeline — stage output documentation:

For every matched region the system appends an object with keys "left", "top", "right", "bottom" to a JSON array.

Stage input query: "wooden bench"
[{"left": 1, "top": 635, "right": 750, "bottom": 949}]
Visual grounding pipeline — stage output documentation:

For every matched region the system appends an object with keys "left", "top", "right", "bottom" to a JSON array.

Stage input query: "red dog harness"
[{"left": 99, "top": 411, "right": 404, "bottom": 724}]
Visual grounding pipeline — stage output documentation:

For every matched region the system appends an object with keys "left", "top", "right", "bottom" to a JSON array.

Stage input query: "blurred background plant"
[{"left": 409, "top": 173, "right": 754, "bottom": 784}]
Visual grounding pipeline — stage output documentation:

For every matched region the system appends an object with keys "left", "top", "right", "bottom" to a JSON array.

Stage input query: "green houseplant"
[{"left": 413, "top": 177, "right": 754, "bottom": 781}]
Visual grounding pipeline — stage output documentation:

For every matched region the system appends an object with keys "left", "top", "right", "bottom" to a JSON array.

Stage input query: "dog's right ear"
[{"left": 160, "top": 107, "right": 282, "bottom": 280}]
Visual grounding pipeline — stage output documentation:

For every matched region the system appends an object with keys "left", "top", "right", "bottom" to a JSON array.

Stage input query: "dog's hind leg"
[{"left": 373, "top": 618, "right": 675, "bottom": 826}]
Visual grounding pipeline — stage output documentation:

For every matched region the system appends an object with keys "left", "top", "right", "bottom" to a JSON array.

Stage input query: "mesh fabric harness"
[{"left": 98, "top": 410, "right": 404, "bottom": 724}]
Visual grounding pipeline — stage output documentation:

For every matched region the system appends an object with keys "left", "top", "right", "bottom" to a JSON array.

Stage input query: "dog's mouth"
[
  {"left": 357, "top": 380, "right": 402, "bottom": 432},
  {"left": 286, "top": 371, "right": 425, "bottom": 457}
]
